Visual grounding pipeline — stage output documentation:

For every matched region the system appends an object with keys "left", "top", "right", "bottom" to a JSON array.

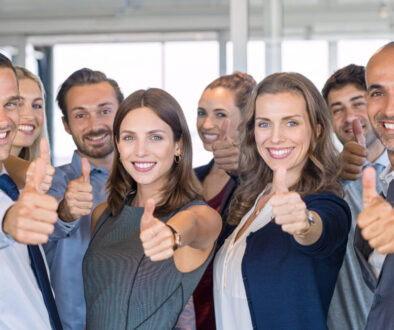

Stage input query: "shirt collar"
[
  {"left": 379, "top": 163, "right": 394, "bottom": 197},
  {"left": 70, "top": 150, "right": 109, "bottom": 176}
]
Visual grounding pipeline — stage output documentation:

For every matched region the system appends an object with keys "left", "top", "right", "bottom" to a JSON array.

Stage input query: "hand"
[
  {"left": 2, "top": 156, "right": 58, "bottom": 244},
  {"left": 212, "top": 119, "right": 239, "bottom": 172},
  {"left": 269, "top": 168, "right": 310, "bottom": 236},
  {"left": 140, "top": 198, "right": 175, "bottom": 261},
  {"left": 339, "top": 119, "right": 367, "bottom": 181},
  {"left": 26, "top": 138, "right": 55, "bottom": 193},
  {"left": 57, "top": 157, "right": 93, "bottom": 222},
  {"left": 358, "top": 166, "right": 394, "bottom": 254}
]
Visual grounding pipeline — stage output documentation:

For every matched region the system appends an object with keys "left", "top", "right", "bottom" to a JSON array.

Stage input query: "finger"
[
  {"left": 142, "top": 226, "right": 172, "bottom": 250},
  {"left": 362, "top": 167, "right": 378, "bottom": 209},
  {"left": 16, "top": 216, "right": 55, "bottom": 235},
  {"left": 270, "top": 192, "right": 302, "bottom": 207},
  {"left": 39, "top": 138, "right": 50, "bottom": 164},
  {"left": 149, "top": 249, "right": 174, "bottom": 262},
  {"left": 352, "top": 118, "right": 366, "bottom": 147},
  {"left": 219, "top": 118, "right": 231, "bottom": 140},
  {"left": 140, "top": 198, "right": 156, "bottom": 232},
  {"left": 272, "top": 167, "right": 288, "bottom": 194},
  {"left": 80, "top": 158, "right": 91, "bottom": 184},
  {"left": 14, "top": 231, "right": 52, "bottom": 245}
]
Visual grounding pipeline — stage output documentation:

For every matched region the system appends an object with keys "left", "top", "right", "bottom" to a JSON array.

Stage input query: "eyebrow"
[
  {"left": 367, "top": 84, "right": 383, "bottom": 92},
  {"left": 7, "top": 95, "right": 20, "bottom": 102},
  {"left": 255, "top": 115, "right": 303, "bottom": 121},
  {"left": 197, "top": 107, "right": 228, "bottom": 112},
  {"left": 19, "top": 96, "right": 43, "bottom": 102},
  {"left": 70, "top": 102, "right": 115, "bottom": 112},
  {"left": 330, "top": 95, "right": 364, "bottom": 107},
  {"left": 120, "top": 129, "right": 167, "bottom": 134}
]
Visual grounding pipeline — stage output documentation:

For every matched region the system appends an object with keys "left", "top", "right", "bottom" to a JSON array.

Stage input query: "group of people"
[{"left": 0, "top": 40, "right": 393, "bottom": 330}]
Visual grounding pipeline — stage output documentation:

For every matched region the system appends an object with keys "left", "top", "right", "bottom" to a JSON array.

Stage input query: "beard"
[
  {"left": 371, "top": 114, "right": 394, "bottom": 152},
  {"left": 73, "top": 128, "right": 114, "bottom": 159}
]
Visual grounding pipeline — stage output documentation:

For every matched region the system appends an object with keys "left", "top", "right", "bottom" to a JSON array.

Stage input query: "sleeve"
[
  {"left": 290, "top": 192, "right": 351, "bottom": 258},
  {"left": 0, "top": 199, "right": 16, "bottom": 249}
]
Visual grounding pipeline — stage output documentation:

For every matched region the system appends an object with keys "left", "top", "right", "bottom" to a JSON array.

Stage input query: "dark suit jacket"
[{"left": 354, "top": 227, "right": 394, "bottom": 329}]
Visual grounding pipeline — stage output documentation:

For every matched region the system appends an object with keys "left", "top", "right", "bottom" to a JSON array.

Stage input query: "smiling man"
[
  {"left": 43, "top": 68, "right": 123, "bottom": 330},
  {"left": 322, "top": 64, "right": 389, "bottom": 330}
]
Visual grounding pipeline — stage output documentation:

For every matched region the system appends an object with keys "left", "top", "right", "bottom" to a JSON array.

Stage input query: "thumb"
[
  {"left": 219, "top": 118, "right": 231, "bottom": 140},
  {"left": 273, "top": 167, "right": 288, "bottom": 194},
  {"left": 352, "top": 118, "right": 366, "bottom": 147},
  {"left": 140, "top": 198, "right": 156, "bottom": 232},
  {"left": 39, "top": 138, "right": 50, "bottom": 164},
  {"left": 25, "top": 158, "right": 46, "bottom": 193},
  {"left": 80, "top": 158, "right": 91, "bottom": 184},
  {"left": 362, "top": 166, "right": 378, "bottom": 208}
]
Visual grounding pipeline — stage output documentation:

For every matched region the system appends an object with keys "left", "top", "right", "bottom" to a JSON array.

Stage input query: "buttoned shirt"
[
  {"left": 44, "top": 151, "right": 109, "bottom": 330},
  {"left": 0, "top": 167, "right": 52, "bottom": 330}
]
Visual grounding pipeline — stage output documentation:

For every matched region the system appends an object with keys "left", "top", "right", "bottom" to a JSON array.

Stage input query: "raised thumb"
[
  {"left": 80, "top": 158, "right": 91, "bottom": 183},
  {"left": 353, "top": 118, "right": 366, "bottom": 147},
  {"left": 362, "top": 166, "right": 378, "bottom": 209},
  {"left": 25, "top": 157, "right": 46, "bottom": 193},
  {"left": 39, "top": 138, "right": 50, "bottom": 164},
  {"left": 140, "top": 198, "right": 156, "bottom": 232},
  {"left": 273, "top": 167, "right": 288, "bottom": 194},
  {"left": 219, "top": 118, "right": 231, "bottom": 140}
]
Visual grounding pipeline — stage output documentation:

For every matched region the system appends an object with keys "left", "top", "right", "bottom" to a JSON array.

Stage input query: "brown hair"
[
  {"left": 205, "top": 72, "right": 256, "bottom": 111},
  {"left": 108, "top": 88, "right": 202, "bottom": 216},
  {"left": 229, "top": 72, "right": 343, "bottom": 225},
  {"left": 56, "top": 68, "right": 123, "bottom": 123},
  {"left": 0, "top": 53, "right": 15, "bottom": 74}
]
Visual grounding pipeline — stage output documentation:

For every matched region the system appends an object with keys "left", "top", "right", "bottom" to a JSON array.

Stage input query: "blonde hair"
[{"left": 14, "top": 66, "right": 49, "bottom": 160}]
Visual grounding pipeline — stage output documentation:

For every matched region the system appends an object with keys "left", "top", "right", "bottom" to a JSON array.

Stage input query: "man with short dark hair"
[
  {"left": 322, "top": 64, "right": 388, "bottom": 330},
  {"left": 0, "top": 53, "right": 61, "bottom": 329},
  {"left": 44, "top": 68, "right": 123, "bottom": 329}
]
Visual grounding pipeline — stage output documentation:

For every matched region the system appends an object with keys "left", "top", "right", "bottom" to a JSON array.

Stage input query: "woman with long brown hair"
[
  {"left": 82, "top": 88, "right": 221, "bottom": 329},
  {"left": 214, "top": 72, "right": 351, "bottom": 329}
]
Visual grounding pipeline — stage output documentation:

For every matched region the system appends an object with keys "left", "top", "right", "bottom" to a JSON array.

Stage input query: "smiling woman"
[
  {"left": 10, "top": 66, "right": 49, "bottom": 161},
  {"left": 82, "top": 88, "right": 221, "bottom": 330}
]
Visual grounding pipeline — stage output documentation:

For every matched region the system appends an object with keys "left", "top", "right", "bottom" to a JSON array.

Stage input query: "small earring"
[{"left": 174, "top": 154, "right": 181, "bottom": 164}]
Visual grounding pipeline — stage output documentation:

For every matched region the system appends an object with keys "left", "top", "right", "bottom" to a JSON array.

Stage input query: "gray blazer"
[{"left": 354, "top": 227, "right": 394, "bottom": 329}]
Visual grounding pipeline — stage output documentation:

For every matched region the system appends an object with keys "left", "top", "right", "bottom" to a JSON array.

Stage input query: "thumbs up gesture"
[
  {"left": 140, "top": 198, "right": 175, "bottom": 261},
  {"left": 26, "top": 138, "right": 55, "bottom": 193},
  {"left": 339, "top": 118, "right": 368, "bottom": 181},
  {"left": 357, "top": 167, "right": 394, "bottom": 254},
  {"left": 57, "top": 157, "right": 93, "bottom": 223},
  {"left": 2, "top": 154, "right": 58, "bottom": 244},
  {"left": 269, "top": 168, "right": 312, "bottom": 237},
  {"left": 212, "top": 119, "right": 239, "bottom": 172}
]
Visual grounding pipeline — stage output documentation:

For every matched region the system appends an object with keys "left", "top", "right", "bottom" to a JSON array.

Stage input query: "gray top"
[{"left": 83, "top": 197, "right": 213, "bottom": 330}]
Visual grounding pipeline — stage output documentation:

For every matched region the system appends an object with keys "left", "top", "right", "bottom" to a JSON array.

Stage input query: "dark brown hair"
[
  {"left": 205, "top": 72, "right": 256, "bottom": 111},
  {"left": 322, "top": 64, "right": 366, "bottom": 103},
  {"left": 0, "top": 53, "right": 16, "bottom": 75},
  {"left": 108, "top": 88, "right": 202, "bottom": 216},
  {"left": 229, "top": 72, "right": 343, "bottom": 225},
  {"left": 56, "top": 68, "right": 123, "bottom": 123}
]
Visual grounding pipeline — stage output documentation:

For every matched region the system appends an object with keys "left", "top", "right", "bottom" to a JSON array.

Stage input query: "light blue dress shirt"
[{"left": 44, "top": 151, "right": 109, "bottom": 330}]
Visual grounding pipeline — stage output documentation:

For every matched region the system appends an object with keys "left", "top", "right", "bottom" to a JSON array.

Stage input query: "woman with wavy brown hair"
[
  {"left": 82, "top": 88, "right": 221, "bottom": 330},
  {"left": 213, "top": 72, "right": 351, "bottom": 330}
]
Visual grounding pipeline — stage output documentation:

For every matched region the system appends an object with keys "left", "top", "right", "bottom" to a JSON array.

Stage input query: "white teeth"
[
  {"left": 134, "top": 162, "right": 155, "bottom": 169},
  {"left": 269, "top": 148, "right": 291, "bottom": 156},
  {"left": 88, "top": 133, "right": 106, "bottom": 141},
  {"left": 204, "top": 134, "right": 218, "bottom": 141},
  {"left": 18, "top": 125, "right": 34, "bottom": 132},
  {"left": 384, "top": 123, "right": 394, "bottom": 130},
  {"left": 0, "top": 132, "right": 6, "bottom": 139}
]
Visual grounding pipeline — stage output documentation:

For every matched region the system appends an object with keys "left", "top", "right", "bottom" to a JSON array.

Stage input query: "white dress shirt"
[
  {"left": 0, "top": 169, "right": 51, "bottom": 330},
  {"left": 214, "top": 189, "right": 272, "bottom": 330}
]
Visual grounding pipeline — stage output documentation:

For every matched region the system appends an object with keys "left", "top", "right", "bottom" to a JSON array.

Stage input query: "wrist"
[
  {"left": 294, "top": 210, "right": 316, "bottom": 238},
  {"left": 166, "top": 223, "right": 182, "bottom": 250},
  {"left": 58, "top": 199, "right": 73, "bottom": 223}
]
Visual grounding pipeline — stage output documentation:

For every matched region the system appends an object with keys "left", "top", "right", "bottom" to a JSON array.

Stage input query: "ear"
[
  {"left": 315, "top": 124, "right": 322, "bottom": 138},
  {"left": 175, "top": 138, "right": 183, "bottom": 156},
  {"left": 62, "top": 116, "right": 72, "bottom": 135}
]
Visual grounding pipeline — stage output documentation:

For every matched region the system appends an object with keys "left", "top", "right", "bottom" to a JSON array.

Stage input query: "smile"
[
  {"left": 267, "top": 147, "right": 294, "bottom": 159},
  {"left": 18, "top": 124, "right": 35, "bottom": 134},
  {"left": 132, "top": 161, "right": 156, "bottom": 172},
  {"left": 0, "top": 130, "right": 10, "bottom": 144},
  {"left": 202, "top": 133, "right": 219, "bottom": 143},
  {"left": 383, "top": 122, "right": 394, "bottom": 130}
]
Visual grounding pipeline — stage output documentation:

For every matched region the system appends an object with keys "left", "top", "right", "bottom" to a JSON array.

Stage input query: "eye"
[
  {"left": 257, "top": 121, "right": 269, "bottom": 128},
  {"left": 354, "top": 102, "right": 366, "bottom": 108},
  {"left": 102, "top": 109, "right": 112, "bottom": 115},
  {"left": 287, "top": 121, "right": 298, "bottom": 127},
  {"left": 216, "top": 112, "right": 227, "bottom": 118},
  {"left": 5, "top": 102, "right": 18, "bottom": 110},
  {"left": 122, "top": 135, "right": 134, "bottom": 141},
  {"left": 32, "top": 103, "right": 43, "bottom": 110},
  {"left": 197, "top": 109, "right": 206, "bottom": 117},
  {"left": 75, "top": 113, "right": 86, "bottom": 119},
  {"left": 369, "top": 90, "right": 383, "bottom": 97},
  {"left": 332, "top": 107, "right": 343, "bottom": 115},
  {"left": 151, "top": 135, "right": 163, "bottom": 141}
]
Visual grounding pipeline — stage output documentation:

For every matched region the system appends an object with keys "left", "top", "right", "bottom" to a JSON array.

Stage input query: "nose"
[
  {"left": 382, "top": 88, "right": 394, "bottom": 116},
  {"left": 19, "top": 104, "right": 34, "bottom": 121},
  {"left": 271, "top": 124, "right": 284, "bottom": 144},
  {"left": 135, "top": 139, "right": 147, "bottom": 157},
  {"left": 0, "top": 108, "right": 12, "bottom": 130},
  {"left": 202, "top": 116, "right": 215, "bottom": 130},
  {"left": 344, "top": 106, "right": 357, "bottom": 124}
]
